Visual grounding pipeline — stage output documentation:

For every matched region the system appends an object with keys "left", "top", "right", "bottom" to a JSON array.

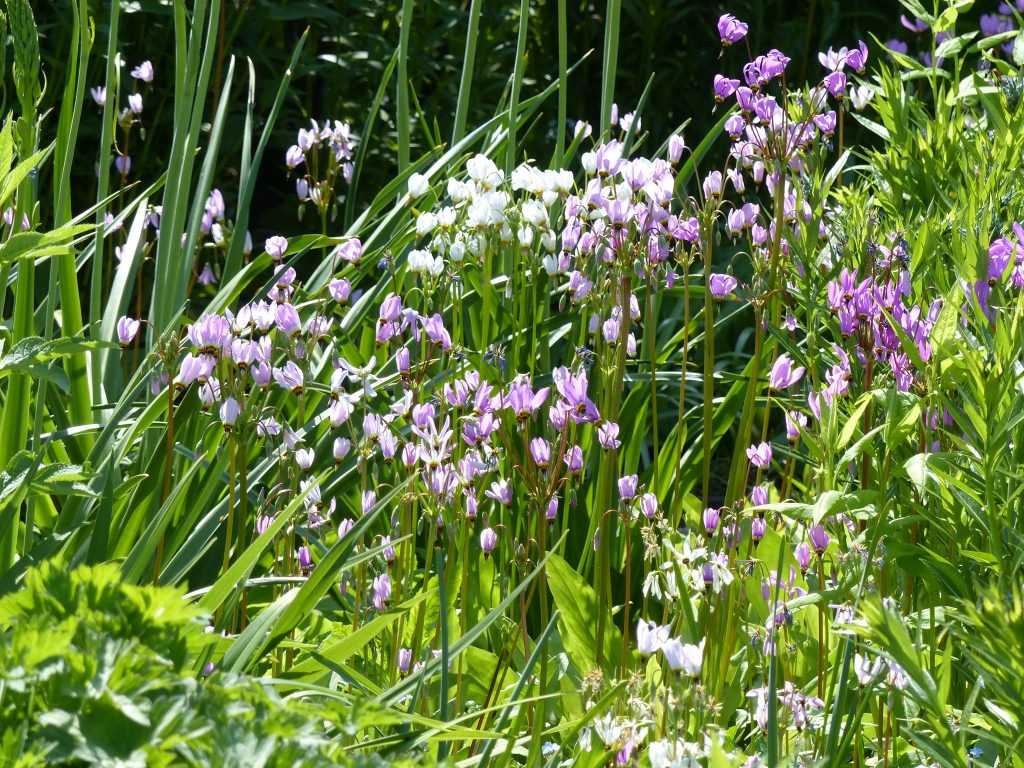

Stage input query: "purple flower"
[
  {"left": 297, "top": 546, "right": 312, "bottom": 573},
  {"left": 809, "top": 524, "right": 830, "bottom": 554},
  {"left": 335, "top": 238, "right": 364, "bottom": 264},
  {"left": 703, "top": 507, "right": 720, "bottom": 535},
  {"left": 90, "top": 86, "right": 106, "bottom": 107},
  {"left": 506, "top": 376, "right": 550, "bottom": 419},
  {"left": 529, "top": 437, "right": 551, "bottom": 467},
  {"left": 372, "top": 573, "right": 392, "bottom": 609},
  {"left": 553, "top": 366, "right": 600, "bottom": 423},
  {"left": 618, "top": 474, "right": 638, "bottom": 500},
  {"left": 273, "top": 361, "right": 304, "bottom": 393},
  {"left": 128, "top": 93, "right": 143, "bottom": 114},
  {"left": 176, "top": 353, "right": 215, "bottom": 387},
  {"left": 480, "top": 527, "right": 498, "bottom": 556},
  {"left": 361, "top": 490, "right": 376, "bottom": 515},
  {"left": 713, "top": 74, "right": 741, "bottom": 102},
  {"left": 285, "top": 145, "right": 305, "bottom": 169},
  {"left": 640, "top": 492, "right": 658, "bottom": 519},
  {"left": 746, "top": 441, "right": 772, "bottom": 469},
  {"left": 274, "top": 303, "right": 301, "bottom": 337},
  {"left": 563, "top": 445, "right": 584, "bottom": 473},
  {"left": 198, "top": 264, "right": 217, "bottom": 286},
  {"left": 397, "top": 648, "right": 413, "bottom": 673},
  {"left": 662, "top": 636, "right": 704, "bottom": 676},
  {"left": 736, "top": 86, "right": 756, "bottom": 112},
  {"left": 813, "top": 110, "right": 837, "bottom": 135},
  {"left": 750, "top": 484, "right": 769, "bottom": 506},
  {"left": 396, "top": 347, "right": 411, "bottom": 374},
  {"left": 751, "top": 517, "right": 766, "bottom": 543},
  {"left": 114, "top": 154, "right": 131, "bottom": 176},
  {"left": 329, "top": 278, "right": 352, "bottom": 303},
  {"left": 900, "top": 14, "right": 928, "bottom": 33},
  {"left": 546, "top": 496, "right": 558, "bottom": 521},
  {"left": 219, "top": 397, "right": 240, "bottom": 429},
  {"left": 724, "top": 115, "right": 746, "bottom": 140},
  {"left": 769, "top": 354, "right": 805, "bottom": 390},
  {"left": 485, "top": 479, "right": 513, "bottom": 506},
  {"left": 597, "top": 421, "right": 621, "bottom": 449},
  {"left": 703, "top": 170, "right": 723, "bottom": 199},
  {"left": 717, "top": 14, "right": 748, "bottom": 45},
  {"left": 422, "top": 313, "right": 452, "bottom": 350},
  {"left": 668, "top": 133, "right": 686, "bottom": 163},
  {"left": 823, "top": 71, "right": 847, "bottom": 99},
  {"left": 795, "top": 542, "right": 812, "bottom": 571},
  {"left": 116, "top": 315, "right": 140, "bottom": 346},
  {"left": 845, "top": 41, "right": 868, "bottom": 72},
  {"left": 885, "top": 38, "right": 909, "bottom": 56},
  {"left": 709, "top": 273, "right": 738, "bottom": 298}
]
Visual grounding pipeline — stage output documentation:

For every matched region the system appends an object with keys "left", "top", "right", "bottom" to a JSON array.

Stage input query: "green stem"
[
  {"left": 396, "top": 0, "right": 414, "bottom": 172},
  {"left": 700, "top": 221, "right": 715, "bottom": 506}
]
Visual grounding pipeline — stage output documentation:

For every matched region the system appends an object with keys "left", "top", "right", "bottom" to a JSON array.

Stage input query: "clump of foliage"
[{"left": 0, "top": 562, "right": 416, "bottom": 766}]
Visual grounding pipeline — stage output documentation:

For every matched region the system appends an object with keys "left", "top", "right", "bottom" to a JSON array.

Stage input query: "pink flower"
[
  {"left": 273, "top": 361, "right": 305, "bottom": 393},
  {"left": 709, "top": 273, "right": 738, "bottom": 298},
  {"left": 746, "top": 441, "right": 772, "bottom": 469},
  {"left": 480, "top": 527, "right": 498, "bottom": 556},
  {"left": 597, "top": 421, "right": 621, "bottom": 449},
  {"left": 116, "top": 316, "right": 140, "bottom": 346},
  {"left": 265, "top": 235, "right": 288, "bottom": 260},
  {"left": 769, "top": 354, "right": 805, "bottom": 390}
]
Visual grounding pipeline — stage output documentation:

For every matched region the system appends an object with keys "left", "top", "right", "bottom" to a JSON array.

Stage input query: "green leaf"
[{"left": 547, "top": 552, "right": 629, "bottom": 675}]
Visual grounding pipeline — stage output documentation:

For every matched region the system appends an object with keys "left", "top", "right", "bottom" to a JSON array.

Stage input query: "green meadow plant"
[{"left": 1, "top": 1, "right": 1024, "bottom": 766}]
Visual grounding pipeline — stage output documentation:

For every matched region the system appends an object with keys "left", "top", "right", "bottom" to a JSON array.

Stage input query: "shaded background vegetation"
[{"left": 28, "top": 0, "right": 921, "bottom": 244}]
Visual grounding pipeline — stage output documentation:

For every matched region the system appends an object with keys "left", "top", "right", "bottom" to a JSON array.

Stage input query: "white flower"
[
  {"left": 850, "top": 84, "right": 874, "bottom": 111},
  {"left": 581, "top": 151, "right": 597, "bottom": 175},
  {"left": 648, "top": 739, "right": 702, "bottom": 768},
  {"left": 294, "top": 447, "right": 314, "bottom": 469},
  {"left": 449, "top": 237, "right": 466, "bottom": 262},
  {"left": 467, "top": 234, "right": 486, "bottom": 257},
  {"left": 447, "top": 178, "right": 471, "bottom": 203},
  {"left": 818, "top": 46, "right": 849, "bottom": 71},
  {"left": 573, "top": 120, "right": 592, "bottom": 139},
  {"left": 466, "top": 154, "right": 502, "bottom": 188},
  {"left": 593, "top": 713, "right": 621, "bottom": 747},
  {"left": 636, "top": 619, "right": 670, "bottom": 656},
  {"left": 339, "top": 356, "right": 379, "bottom": 399},
  {"left": 521, "top": 199, "right": 548, "bottom": 227},
  {"left": 661, "top": 637, "right": 704, "bottom": 677},
  {"left": 510, "top": 163, "right": 543, "bottom": 193},
  {"left": 540, "top": 230, "right": 557, "bottom": 252},
  {"left": 516, "top": 225, "right": 534, "bottom": 247},
  {"left": 415, "top": 211, "right": 436, "bottom": 236},
  {"left": 854, "top": 652, "right": 883, "bottom": 686},
  {"left": 408, "top": 172, "right": 429, "bottom": 197},
  {"left": 408, "top": 248, "right": 435, "bottom": 273},
  {"left": 437, "top": 206, "right": 457, "bottom": 227}
]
